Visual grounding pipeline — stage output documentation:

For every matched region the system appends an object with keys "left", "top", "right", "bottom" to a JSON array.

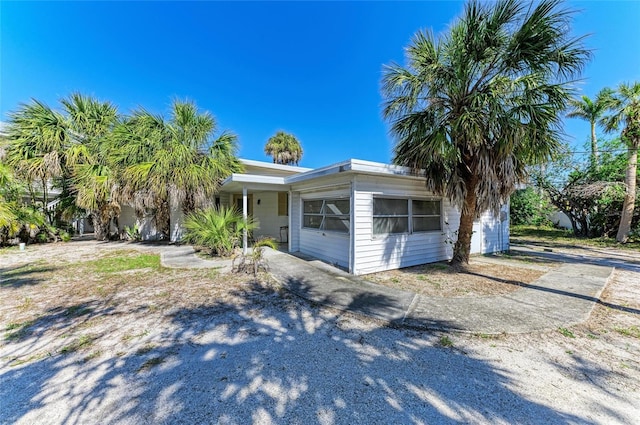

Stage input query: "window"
[
  {"left": 373, "top": 198, "right": 409, "bottom": 234},
  {"left": 373, "top": 198, "right": 441, "bottom": 235},
  {"left": 303, "top": 198, "right": 350, "bottom": 233},
  {"left": 278, "top": 192, "right": 288, "bottom": 216},
  {"left": 412, "top": 200, "right": 441, "bottom": 232}
]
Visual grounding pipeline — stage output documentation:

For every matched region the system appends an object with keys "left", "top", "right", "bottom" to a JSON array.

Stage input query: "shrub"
[
  {"left": 183, "top": 206, "right": 257, "bottom": 257},
  {"left": 510, "top": 187, "right": 553, "bottom": 226},
  {"left": 233, "top": 237, "right": 278, "bottom": 276}
]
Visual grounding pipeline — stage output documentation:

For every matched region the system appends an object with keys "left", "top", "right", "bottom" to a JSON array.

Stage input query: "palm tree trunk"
[
  {"left": 451, "top": 175, "right": 479, "bottom": 267},
  {"left": 590, "top": 121, "right": 598, "bottom": 168},
  {"left": 616, "top": 141, "right": 638, "bottom": 243},
  {"left": 92, "top": 209, "right": 110, "bottom": 241}
]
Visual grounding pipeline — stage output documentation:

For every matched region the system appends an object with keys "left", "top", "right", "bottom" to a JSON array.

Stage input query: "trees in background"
[
  {"left": 1, "top": 95, "right": 242, "bottom": 244},
  {"left": 111, "top": 100, "right": 243, "bottom": 238},
  {"left": 382, "top": 0, "right": 589, "bottom": 265},
  {"left": 533, "top": 81, "right": 640, "bottom": 242},
  {"left": 600, "top": 82, "right": 640, "bottom": 242},
  {"left": 566, "top": 90, "right": 610, "bottom": 169},
  {"left": 264, "top": 131, "right": 303, "bottom": 165}
]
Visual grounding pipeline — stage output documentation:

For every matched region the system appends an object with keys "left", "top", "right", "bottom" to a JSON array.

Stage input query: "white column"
[{"left": 242, "top": 186, "right": 248, "bottom": 254}]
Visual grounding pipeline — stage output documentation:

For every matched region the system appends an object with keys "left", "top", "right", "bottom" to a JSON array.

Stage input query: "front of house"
[{"left": 216, "top": 158, "right": 510, "bottom": 275}]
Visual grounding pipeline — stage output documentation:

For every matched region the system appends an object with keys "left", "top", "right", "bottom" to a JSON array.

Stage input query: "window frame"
[
  {"left": 302, "top": 197, "right": 350, "bottom": 234},
  {"left": 372, "top": 197, "right": 442, "bottom": 236}
]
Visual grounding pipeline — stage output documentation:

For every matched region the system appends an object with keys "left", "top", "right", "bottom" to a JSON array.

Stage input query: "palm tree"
[
  {"left": 600, "top": 82, "right": 640, "bottom": 243},
  {"left": 62, "top": 93, "right": 120, "bottom": 241},
  {"left": 264, "top": 131, "right": 303, "bottom": 165},
  {"left": 382, "top": 0, "right": 590, "bottom": 266},
  {"left": 4, "top": 99, "right": 68, "bottom": 213},
  {"left": 567, "top": 90, "right": 609, "bottom": 168},
  {"left": 113, "top": 100, "right": 242, "bottom": 239}
]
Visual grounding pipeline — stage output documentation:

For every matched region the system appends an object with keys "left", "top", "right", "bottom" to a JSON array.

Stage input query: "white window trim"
[
  {"left": 372, "top": 196, "right": 442, "bottom": 237},
  {"left": 302, "top": 197, "right": 351, "bottom": 234}
]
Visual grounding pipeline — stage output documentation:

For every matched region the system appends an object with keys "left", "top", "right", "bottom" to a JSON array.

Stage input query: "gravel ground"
[{"left": 1, "top": 241, "right": 639, "bottom": 424}]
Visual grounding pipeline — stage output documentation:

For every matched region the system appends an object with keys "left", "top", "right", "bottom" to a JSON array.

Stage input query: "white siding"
[
  {"left": 252, "top": 191, "right": 289, "bottom": 241},
  {"left": 299, "top": 229, "right": 350, "bottom": 269},
  {"left": 352, "top": 175, "right": 459, "bottom": 275},
  {"left": 116, "top": 205, "right": 159, "bottom": 240},
  {"left": 290, "top": 191, "right": 301, "bottom": 252},
  {"left": 295, "top": 186, "right": 351, "bottom": 269},
  {"left": 476, "top": 205, "right": 509, "bottom": 254}
]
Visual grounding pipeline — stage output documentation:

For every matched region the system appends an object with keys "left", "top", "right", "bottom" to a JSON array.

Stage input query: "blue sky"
[{"left": 1, "top": 1, "right": 639, "bottom": 168}]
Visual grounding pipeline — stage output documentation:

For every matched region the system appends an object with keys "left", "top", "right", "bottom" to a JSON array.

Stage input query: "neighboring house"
[{"left": 213, "top": 158, "right": 509, "bottom": 275}]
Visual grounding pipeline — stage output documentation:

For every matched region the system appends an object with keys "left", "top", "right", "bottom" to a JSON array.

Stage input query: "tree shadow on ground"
[
  {"left": 2, "top": 278, "right": 630, "bottom": 424},
  {"left": 0, "top": 264, "right": 59, "bottom": 288}
]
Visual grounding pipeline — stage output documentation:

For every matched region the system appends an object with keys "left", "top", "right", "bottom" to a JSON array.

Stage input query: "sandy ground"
[{"left": 0, "top": 240, "right": 639, "bottom": 424}]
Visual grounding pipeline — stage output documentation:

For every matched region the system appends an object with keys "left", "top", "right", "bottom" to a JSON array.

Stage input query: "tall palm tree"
[
  {"left": 567, "top": 90, "right": 609, "bottom": 168},
  {"left": 382, "top": 0, "right": 590, "bottom": 266},
  {"left": 264, "top": 131, "right": 303, "bottom": 165},
  {"left": 112, "top": 100, "right": 242, "bottom": 239},
  {"left": 4, "top": 99, "right": 68, "bottom": 213},
  {"left": 600, "top": 82, "right": 640, "bottom": 243},
  {"left": 62, "top": 93, "right": 119, "bottom": 241}
]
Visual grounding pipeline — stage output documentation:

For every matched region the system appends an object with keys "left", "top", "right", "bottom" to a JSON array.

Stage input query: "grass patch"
[
  {"left": 558, "top": 327, "right": 575, "bottom": 338},
  {"left": 511, "top": 225, "right": 640, "bottom": 251},
  {"left": 65, "top": 304, "right": 93, "bottom": 317},
  {"left": 439, "top": 335, "right": 453, "bottom": 347},
  {"left": 59, "top": 334, "right": 95, "bottom": 354},
  {"left": 85, "top": 251, "right": 161, "bottom": 274},
  {"left": 4, "top": 320, "right": 34, "bottom": 341},
  {"left": 121, "top": 330, "right": 149, "bottom": 342},
  {"left": 614, "top": 326, "right": 640, "bottom": 339},
  {"left": 83, "top": 350, "right": 103, "bottom": 362}
]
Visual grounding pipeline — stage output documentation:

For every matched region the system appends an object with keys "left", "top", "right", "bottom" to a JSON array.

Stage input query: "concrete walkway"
[{"left": 160, "top": 244, "right": 618, "bottom": 334}]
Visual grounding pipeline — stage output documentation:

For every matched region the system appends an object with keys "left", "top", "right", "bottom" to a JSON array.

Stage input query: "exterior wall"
[
  {"left": 550, "top": 210, "right": 573, "bottom": 230},
  {"left": 293, "top": 183, "right": 351, "bottom": 269},
  {"left": 252, "top": 191, "right": 289, "bottom": 241},
  {"left": 351, "top": 175, "right": 457, "bottom": 275},
  {"left": 472, "top": 205, "right": 510, "bottom": 254},
  {"left": 170, "top": 196, "right": 184, "bottom": 242},
  {"left": 219, "top": 192, "right": 231, "bottom": 208},
  {"left": 290, "top": 191, "right": 301, "bottom": 252}
]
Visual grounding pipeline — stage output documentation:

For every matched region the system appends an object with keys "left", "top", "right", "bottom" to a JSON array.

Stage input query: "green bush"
[
  {"left": 183, "top": 206, "right": 257, "bottom": 257},
  {"left": 510, "top": 187, "right": 553, "bottom": 226}
]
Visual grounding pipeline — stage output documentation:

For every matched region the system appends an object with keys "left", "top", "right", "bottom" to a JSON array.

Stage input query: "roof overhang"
[
  {"left": 220, "top": 158, "right": 426, "bottom": 193},
  {"left": 220, "top": 173, "right": 288, "bottom": 193}
]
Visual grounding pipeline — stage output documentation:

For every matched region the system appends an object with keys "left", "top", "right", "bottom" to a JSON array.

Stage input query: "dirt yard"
[{"left": 1, "top": 240, "right": 638, "bottom": 424}]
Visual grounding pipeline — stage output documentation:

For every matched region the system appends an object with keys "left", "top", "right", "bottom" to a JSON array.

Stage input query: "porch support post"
[
  {"left": 288, "top": 189, "right": 292, "bottom": 253},
  {"left": 242, "top": 185, "right": 248, "bottom": 255}
]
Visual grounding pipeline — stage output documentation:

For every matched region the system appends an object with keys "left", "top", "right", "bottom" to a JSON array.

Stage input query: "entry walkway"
[{"left": 160, "top": 244, "right": 617, "bottom": 334}]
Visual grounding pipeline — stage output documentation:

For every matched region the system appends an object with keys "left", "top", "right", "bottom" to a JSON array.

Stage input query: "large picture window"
[
  {"left": 373, "top": 198, "right": 441, "bottom": 235},
  {"left": 303, "top": 198, "right": 350, "bottom": 233}
]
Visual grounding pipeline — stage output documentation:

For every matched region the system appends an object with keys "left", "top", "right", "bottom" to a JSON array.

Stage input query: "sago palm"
[{"left": 382, "top": 0, "right": 590, "bottom": 265}]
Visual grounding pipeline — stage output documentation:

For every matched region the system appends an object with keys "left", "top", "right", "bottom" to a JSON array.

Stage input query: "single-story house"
[{"left": 170, "top": 158, "right": 508, "bottom": 276}]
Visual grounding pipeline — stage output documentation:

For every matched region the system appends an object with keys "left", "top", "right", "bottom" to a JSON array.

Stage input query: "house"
[{"left": 211, "top": 158, "right": 509, "bottom": 275}]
